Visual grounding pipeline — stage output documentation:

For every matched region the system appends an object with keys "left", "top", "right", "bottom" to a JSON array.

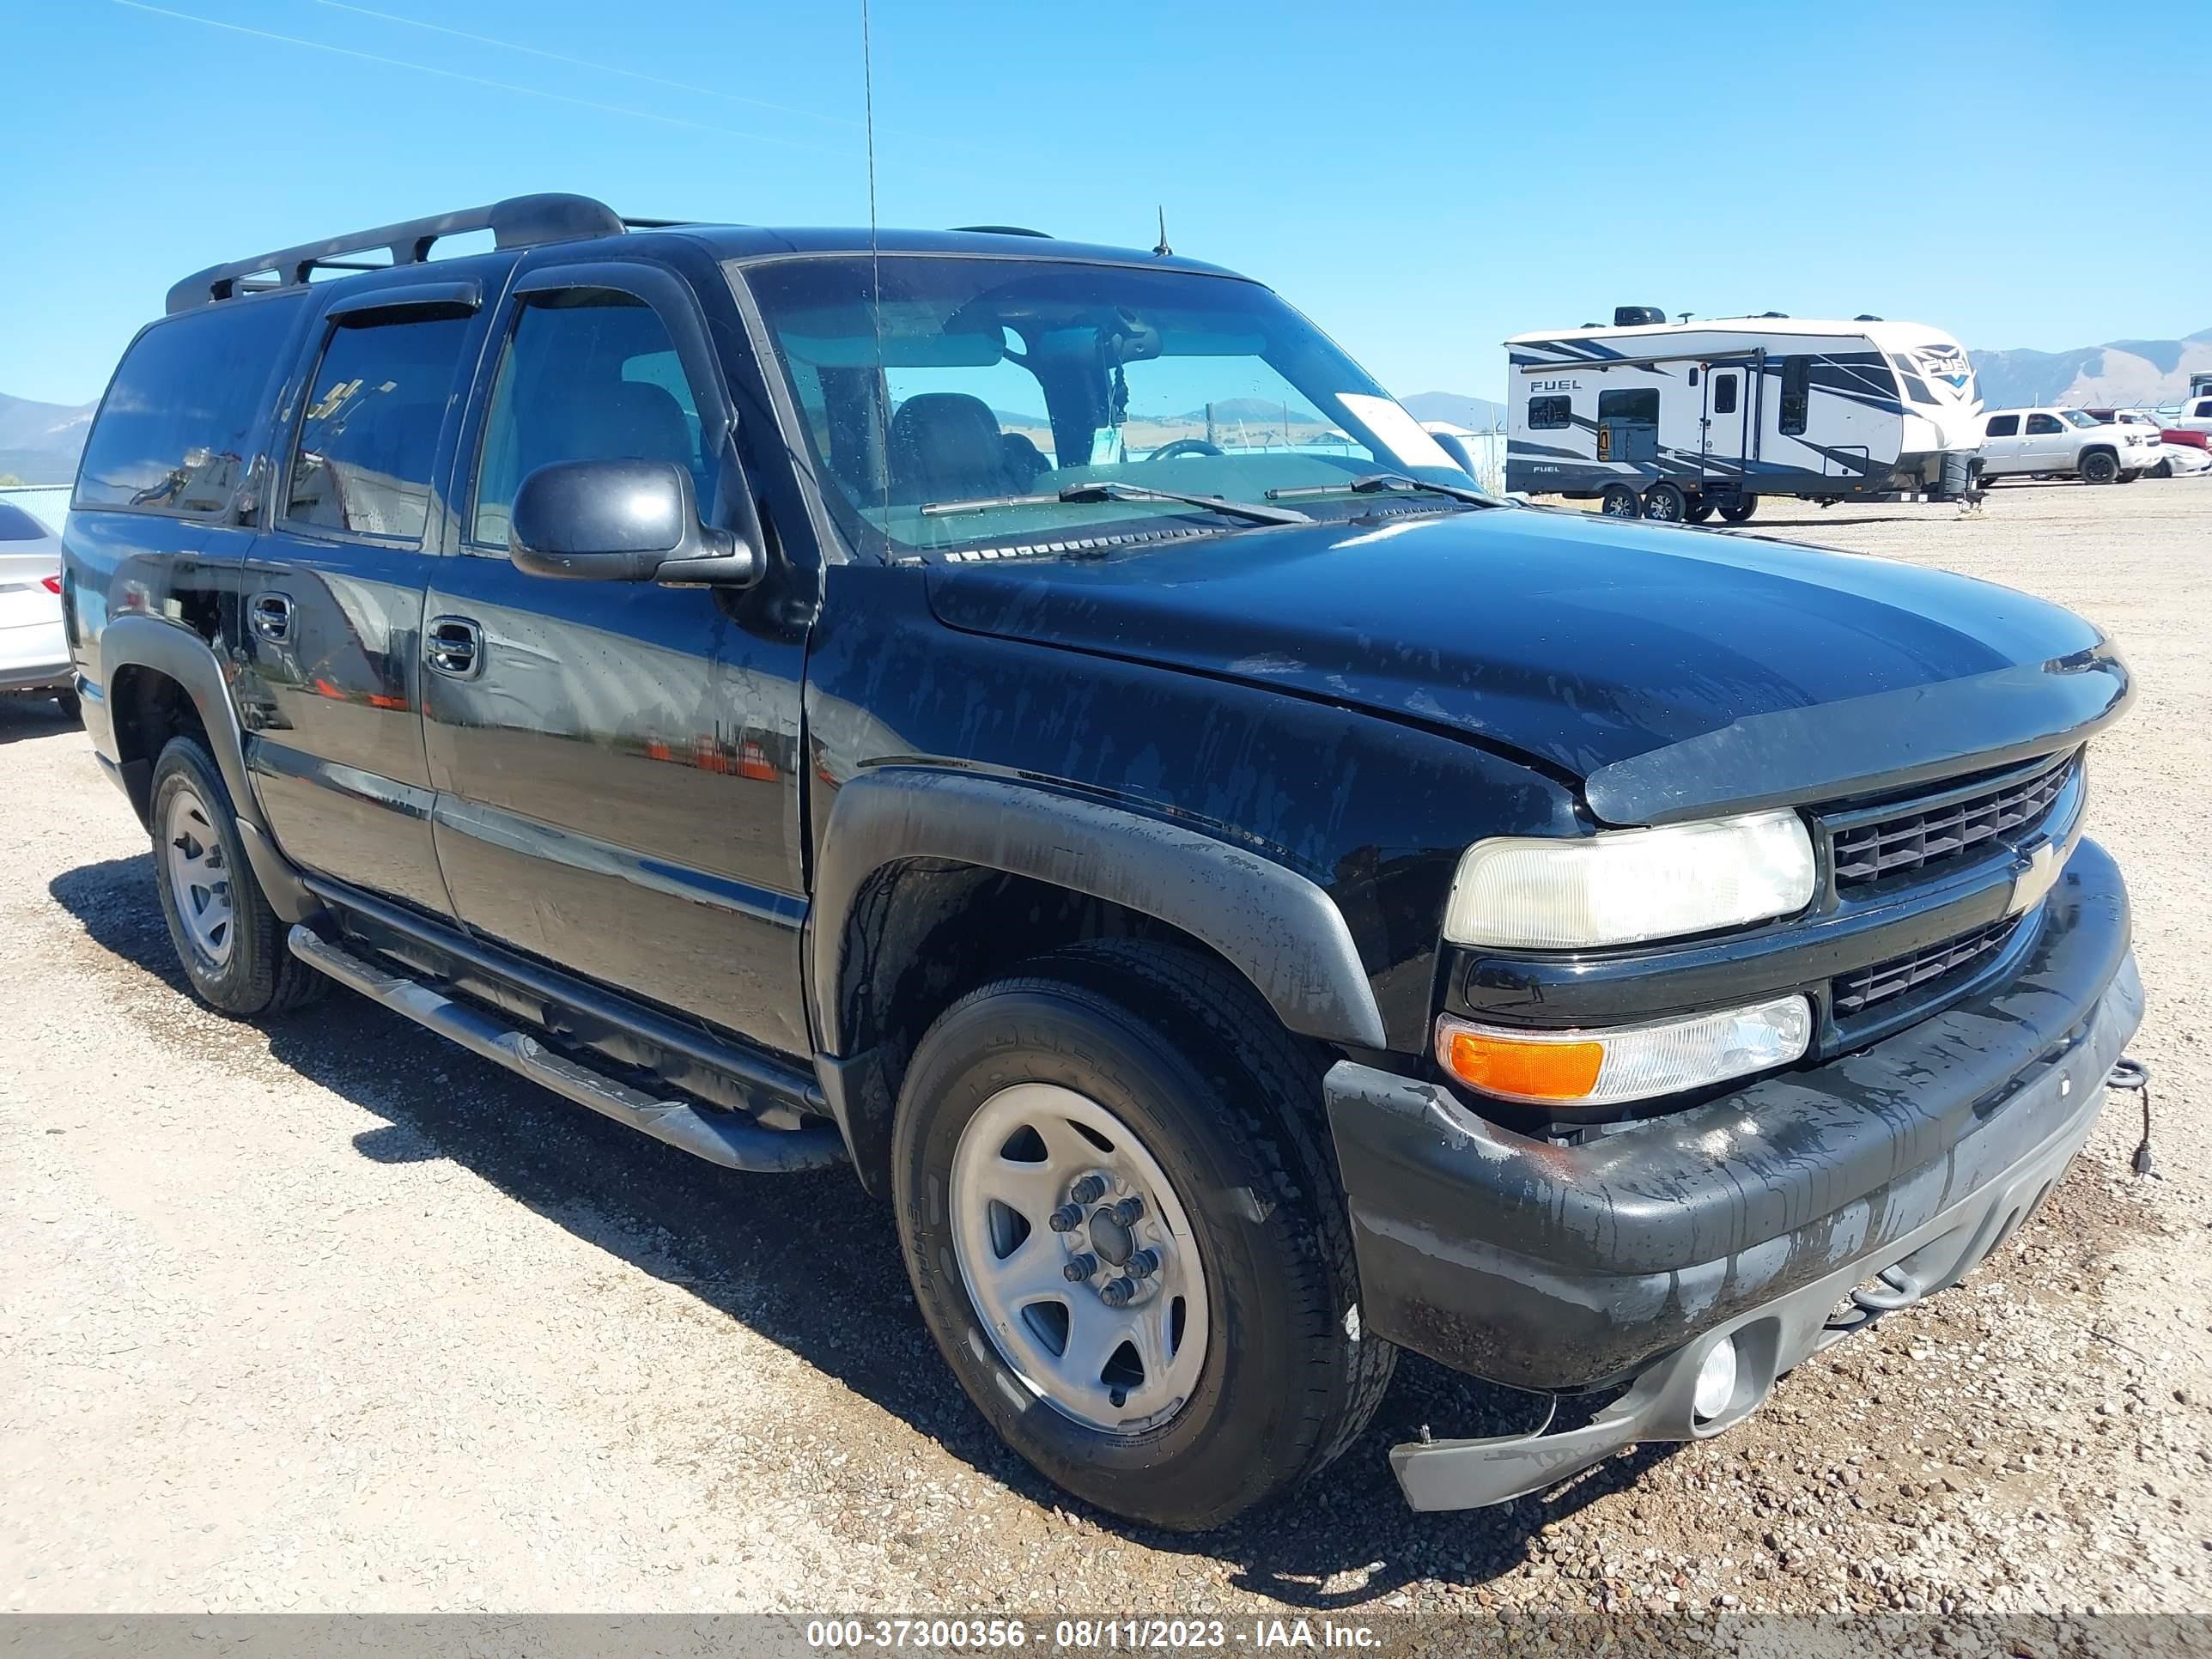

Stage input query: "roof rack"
[
  {"left": 950, "top": 224, "right": 1051, "bottom": 238},
  {"left": 165, "top": 192, "right": 626, "bottom": 315}
]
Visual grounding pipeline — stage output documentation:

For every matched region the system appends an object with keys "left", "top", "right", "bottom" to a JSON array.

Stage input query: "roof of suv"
[{"left": 163, "top": 193, "right": 1249, "bottom": 315}]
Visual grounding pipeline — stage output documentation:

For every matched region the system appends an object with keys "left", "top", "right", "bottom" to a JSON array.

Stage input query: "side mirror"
[{"left": 508, "top": 459, "right": 762, "bottom": 586}]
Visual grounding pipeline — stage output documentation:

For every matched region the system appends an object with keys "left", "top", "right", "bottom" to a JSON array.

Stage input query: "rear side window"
[
  {"left": 284, "top": 313, "right": 473, "bottom": 542},
  {"left": 75, "top": 296, "right": 302, "bottom": 516},
  {"left": 1778, "top": 356, "right": 1811, "bottom": 435},
  {"left": 0, "top": 503, "right": 48, "bottom": 540},
  {"left": 1526, "top": 394, "right": 1571, "bottom": 429},
  {"left": 1985, "top": 414, "right": 2020, "bottom": 437},
  {"left": 2025, "top": 413, "right": 2063, "bottom": 434},
  {"left": 1711, "top": 373, "right": 1739, "bottom": 416}
]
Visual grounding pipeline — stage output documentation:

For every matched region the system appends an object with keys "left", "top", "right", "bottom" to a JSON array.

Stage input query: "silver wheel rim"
[
  {"left": 949, "top": 1084, "right": 1210, "bottom": 1436},
  {"left": 164, "top": 786, "right": 234, "bottom": 964},
  {"left": 1647, "top": 491, "right": 1680, "bottom": 520}
]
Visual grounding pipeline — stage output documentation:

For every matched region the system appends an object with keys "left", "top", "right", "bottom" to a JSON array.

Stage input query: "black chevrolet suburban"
[{"left": 63, "top": 194, "right": 2142, "bottom": 1530}]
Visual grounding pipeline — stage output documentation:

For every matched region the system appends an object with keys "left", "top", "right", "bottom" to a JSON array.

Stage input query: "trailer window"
[
  {"left": 1527, "top": 395, "right": 1571, "bottom": 429},
  {"left": 1711, "top": 374, "right": 1738, "bottom": 416},
  {"left": 1596, "top": 388, "right": 1658, "bottom": 424},
  {"left": 1778, "top": 356, "right": 1810, "bottom": 435}
]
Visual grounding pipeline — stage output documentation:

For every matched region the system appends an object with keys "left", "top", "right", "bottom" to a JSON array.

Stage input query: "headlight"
[
  {"left": 1443, "top": 810, "right": 1815, "bottom": 950},
  {"left": 1436, "top": 995, "right": 1813, "bottom": 1109}
]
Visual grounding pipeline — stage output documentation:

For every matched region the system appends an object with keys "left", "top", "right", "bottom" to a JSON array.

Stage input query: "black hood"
[{"left": 923, "top": 508, "right": 2130, "bottom": 824}]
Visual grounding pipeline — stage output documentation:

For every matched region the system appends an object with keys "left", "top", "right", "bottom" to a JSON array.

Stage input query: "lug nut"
[
  {"left": 1111, "top": 1196, "right": 1145, "bottom": 1225},
  {"left": 1048, "top": 1204, "right": 1083, "bottom": 1233},
  {"left": 1062, "top": 1253, "right": 1097, "bottom": 1282},
  {"left": 1100, "top": 1276, "right": 1135, "bottom": 1307},
  {"left": 1126, "top": 1249, "right": 1159, "bottom": 1280},
  {"left": 1069, "top": 1174, "right": 1109, "bottom": 1204}
]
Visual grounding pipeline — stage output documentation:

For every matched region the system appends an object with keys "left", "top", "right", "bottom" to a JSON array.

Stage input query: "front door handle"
[
  {"left": 425, "top": 615, "right": 484, "bottom": 679},
  {"left": 251, "top": 591, "right": 294, "bottom": 642}
]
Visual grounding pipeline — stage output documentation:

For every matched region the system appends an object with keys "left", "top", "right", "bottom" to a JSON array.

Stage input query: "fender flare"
[
  {"left": 100, "top": 613, "right": 320, "bottom": 923},
  {"left": 807, "top": 767, "right": 1389, "bottom": 1057}
]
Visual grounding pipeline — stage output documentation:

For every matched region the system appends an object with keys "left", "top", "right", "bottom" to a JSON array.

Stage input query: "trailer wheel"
[
  {"left": 1641, "top": 482, "right": 1686, "bottom": 521},
  {"left": 1683, "top": 495, "right": 1716, "bottom": 523},
  {"left": 1601, "top": 483, "right": 1641, "bottom": 519},
  {"left": 2078, "top": 450, "right": 2119, "bottom": 485},
  {"left": 1717, "top": 494, "right": 1759, "bottom": 524}
]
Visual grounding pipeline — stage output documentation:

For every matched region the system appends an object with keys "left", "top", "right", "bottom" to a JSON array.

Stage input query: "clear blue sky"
[{"left": 5, "top": 0, "right": 2207, "bottom": 408}]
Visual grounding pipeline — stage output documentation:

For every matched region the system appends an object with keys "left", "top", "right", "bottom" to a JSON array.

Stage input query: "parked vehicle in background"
[
  {"left": 2172, "top": 392, "right": 2212, "bottom": 434},
  {"left": 1504, "top": 309, "right": 1984, "bottom": 521},
  {"left": 2083, "top": 408, "right": 2210, "bottom": 477},
  {"left": 0, "top": 501, "right": 76, "bottom": 718},
  {"left": 64, "top": 194, "right": 2144, "bottom": 1530},
  {"left": 1978, "top": 405, "right": 2156, "bottom": 484}
]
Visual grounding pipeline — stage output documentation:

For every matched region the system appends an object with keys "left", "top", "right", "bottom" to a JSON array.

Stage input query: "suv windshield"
[{"left": 740, "top": 255, "right": 1485, "bottom": 559}]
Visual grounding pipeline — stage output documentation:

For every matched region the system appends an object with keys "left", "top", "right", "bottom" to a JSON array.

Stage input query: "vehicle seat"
[
  {"left": 590, "top": 382, "right": 708, "bottom": 504},
  {"left": 888, "top": 392, "right": 1018, "bottom": 504}
]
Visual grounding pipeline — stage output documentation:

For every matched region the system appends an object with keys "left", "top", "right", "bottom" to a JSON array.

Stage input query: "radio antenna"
[
  {"left": 1152, "top": 205, "right": 1171, "bottom": 258},
  {"left": 862, "top": 0, "right": 888, "bottom": 531}
]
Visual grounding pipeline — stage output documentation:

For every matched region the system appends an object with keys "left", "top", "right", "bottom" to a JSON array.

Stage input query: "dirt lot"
[{"left": 3, "top": 479, "right": 2209, "bottom": 1619}]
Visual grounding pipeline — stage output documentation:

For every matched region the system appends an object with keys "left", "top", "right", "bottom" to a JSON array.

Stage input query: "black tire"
[
  {"left": 2078, "top": 450, "right": 2119, "bottom": 485},
  {"left": 1600, "top": 483, "right": 1641, "bottom": 519},
  {"left": 1718, "top": 494, "right": 1759, "bottom": 523},
  {"left": 1683, "top": 496, "right": 1716, "bottom": 523},
  {"left": 2148, "top": 459, "right": 2172, "bottom": 479},
  {"left": 149, "top": 735, "right": 325, "bottom": 1018},
  {"left": 2118, "top": 470, "right": 2140, "bottom": 484},
  {"left": 891, "top": 939, "right": 1395, "bottom": 1531},
  {"left": 52, "top": 688, "right": 81, "bottom": 722},
  {"left": 1641, "top": 481, "right": 1686, "bottom": 521}
]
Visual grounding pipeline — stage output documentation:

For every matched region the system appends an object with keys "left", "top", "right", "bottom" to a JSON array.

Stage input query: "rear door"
[
  {"left": 421, "top": 261, "right": 811, "bottom": 1054},
  {"left": 237, "top": 278, "right": 492, "bottom": 916},
  {"left": 1980, "top": 412, "right": 2023, "bottom": 474}
]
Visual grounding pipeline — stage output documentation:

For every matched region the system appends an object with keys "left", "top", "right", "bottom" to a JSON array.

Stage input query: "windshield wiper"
[
  {"left": 1265, "top": 472, "right": 1499, "bottom": 507},
  {"left": 920, "top": 482, "right": 1311, "bottom": 527}
]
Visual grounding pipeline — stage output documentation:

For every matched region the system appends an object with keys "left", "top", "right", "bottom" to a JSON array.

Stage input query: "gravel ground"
[{"left": 2, "top": 478, "right": 2207, "bottom": 1620}]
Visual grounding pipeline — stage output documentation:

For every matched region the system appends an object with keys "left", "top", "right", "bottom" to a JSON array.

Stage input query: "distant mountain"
[
  {"left": 1399, "top": 391, "right": 1507, "bottom": 431},
  {"left": 1969, "top": 327, "right": 2212, "bottom": 410},
  {"left": 0, "top": 392, "right": 96, "bottom": 486}
]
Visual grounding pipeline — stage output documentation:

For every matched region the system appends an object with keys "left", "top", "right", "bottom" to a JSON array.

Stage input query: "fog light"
[{"left": 1692, "top": 1338, "right": 1739, "bottom": 1421}]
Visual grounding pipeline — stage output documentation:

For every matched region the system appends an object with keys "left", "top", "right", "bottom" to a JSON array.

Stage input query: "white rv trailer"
[{"left": 1504, "top": 308, "right": 1984, "bottom": 520}]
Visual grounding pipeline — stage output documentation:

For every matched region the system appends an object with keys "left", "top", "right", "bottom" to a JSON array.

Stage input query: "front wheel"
[
  {"left": 892, "top": 941, "right": 1393, "bottom": 1531},
  {"left": 2079, "top": 451, "right": 2119, "bottom": 484},
  {"left": 1600, "top": 483, "right": 1641, "bottom": 519},
  {"left": 1641, "top": 481, "right": 1686, "bottom": 521}
]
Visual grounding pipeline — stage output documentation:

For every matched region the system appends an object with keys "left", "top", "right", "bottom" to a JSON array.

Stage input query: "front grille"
[
  {"left": 1831, "top": 750, "right": 2075, "bottom": 889},
  {"left": 1832, "top": 916, "right": 2019, "bottom": 1018}
]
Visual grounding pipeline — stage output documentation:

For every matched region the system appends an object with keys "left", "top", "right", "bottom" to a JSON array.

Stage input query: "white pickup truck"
[{"left": 1978, "top": 406, "right": 2160, "bottom": 485}]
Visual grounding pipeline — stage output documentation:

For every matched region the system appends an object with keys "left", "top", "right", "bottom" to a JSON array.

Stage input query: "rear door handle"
[
  {"left": 251, "top": 591, "right": 294, "bottom": 642},
  {"left": 425, "top": 615, "right": 484, "bottom": 679}
]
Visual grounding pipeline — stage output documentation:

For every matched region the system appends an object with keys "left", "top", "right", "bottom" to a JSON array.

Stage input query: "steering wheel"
[{"left": 1145, "top": 438, "right": 1225, "bottom": 462}]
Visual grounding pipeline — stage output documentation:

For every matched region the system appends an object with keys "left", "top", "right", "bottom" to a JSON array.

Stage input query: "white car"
[
  {"left": 1977, "top": 406, "right": 2160, "bottom": 485},
  {"left": 2172, "top": 393, "right": 2212, "bottom": 434},
  {"left": 0, "top": 501, "right": 76, "bottom": 718}
]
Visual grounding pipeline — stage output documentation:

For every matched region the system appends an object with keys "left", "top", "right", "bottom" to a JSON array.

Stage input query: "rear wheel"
[
  {"left": 1641, "top": 481, "right": 1686, "bottom": 521},
  {"left": 892, "top": 940, "right": 1394, "bottom": 1531},
  {"left": 1718, "top": 494, "right": 1759, "bottom": 523},
  {"left": 1683, "top": 495, "right": 1716, "bottom": 523},
  {"left": 2079, "top": 450, "right": 2119, "bottom": 484},
  {"left": 149, "top": 736, "right": 325, "bottom": 1018},
  {"left": 1600, "top": 483, "right": 1641, "bottom": 519},
  {"left": 52, "top": 688, "right": 81, "bottom": 722}
]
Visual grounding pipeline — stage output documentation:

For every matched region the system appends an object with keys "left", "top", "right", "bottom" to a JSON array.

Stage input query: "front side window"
[
  {"left": 284, "top": 312, "right": 472, "bottom": 541},
  {"left": 2059, "top": 409, "right": 2100, "bottom": 428},
  {"left": 743, "top": 255, "right": 1481, "bottom": 559},
  {"left": 1778, "top": 356, "right": 1811, "bottom": 435},
  {"left": 1711, "top": 373, "right": 1739, "bottom": 416},
  {"left": 1985, "top": 414, "right": 2020, "bottom": 437},
  {"left": 76, "top": 295, "right": 303, "bottom": 515},
  {"left": 2025, "top": 413, "right": 2063, "bottom": 434},
  {"left": 1527, "top": 394, "right": 1571, "bottom": 429},
  {"left": 471, "top": 291, "right": 710, "bottom": 548}
]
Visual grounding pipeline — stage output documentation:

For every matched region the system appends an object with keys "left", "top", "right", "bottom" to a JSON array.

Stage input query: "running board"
[{"left": 287, "top": 926, "right": 847, "bottom": 1174}]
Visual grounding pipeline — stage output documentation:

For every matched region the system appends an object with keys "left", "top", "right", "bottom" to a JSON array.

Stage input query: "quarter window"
[
  {"left": 1527, "top": 394, "right": 1571, "bottom": 429},
  {"left": 1984, "top": 414, "right": 2019, "bottom": 437},
  {"left": 284, "top": 312, "right": 472, "bottom": 541},
  {"left": 2025, "top": 413, "right": 2063, "bottom": 434},
  {"left": 471, "top": 291, "right": 710, "bottom": 548},
  {"left": 76, "top": 295, "right": 304, "bottom": 516},
  {"left": 1778, "top": 356, "right": 1811, "bottom": 436},
  {"left": 1711, "top": 374, "right": 1739, "bottom": 416}
]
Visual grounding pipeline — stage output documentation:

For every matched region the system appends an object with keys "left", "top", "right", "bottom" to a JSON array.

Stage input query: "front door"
[
  {"left": 421, "top": 263, "right": 811, "bottom": 1054},
  {"left": 2019, "top": 410, "right": 2069, "bottom": 471},
  {"left": 1699, "top": 365, "right": 1750, "bottom": 485},
  {"left": 238, "top": 283, "right": 490, "bottom": 917}
]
